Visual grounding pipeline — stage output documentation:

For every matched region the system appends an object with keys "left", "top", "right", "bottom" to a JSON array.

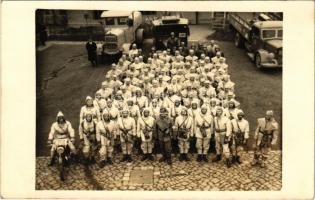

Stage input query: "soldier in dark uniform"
[
  {"left": 155, "top": 107, "right": 174, "bottom": 165},
  {"left": 155, "top": 38, "right": 166, "bottom": 51},
  {"left": 86, "top": 38, "right": 97, "bottom": 66},
  {"left": 180, "top": 42, "right": 189, "bottom": 57},
  {"left": 166, "top": 32, "right": 179, "bottom": 54}
]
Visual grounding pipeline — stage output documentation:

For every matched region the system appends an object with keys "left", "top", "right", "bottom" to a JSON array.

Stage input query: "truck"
[
  {"left": 152, "top": 16, "right": 190, "bottom": 48},
  {"left": 227, "top": 12, "right": 282, "bottom": 69},
  {"left": 100, "top": 10, "right": 144, "bottom": 57}
]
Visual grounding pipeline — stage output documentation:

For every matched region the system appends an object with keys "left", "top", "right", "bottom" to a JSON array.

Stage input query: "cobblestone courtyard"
[{"left": 36, "top": 151, "right": 281, "bottom": 191}]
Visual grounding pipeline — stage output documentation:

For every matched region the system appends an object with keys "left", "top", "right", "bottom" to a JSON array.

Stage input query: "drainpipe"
[{"left": 196, "top": 12, "right": 198, "bottom": 24}]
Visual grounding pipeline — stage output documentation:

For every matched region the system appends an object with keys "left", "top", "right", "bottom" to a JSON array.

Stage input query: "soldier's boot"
[
  {"left": 231, "top": 155, "right": 237, "bottom": 164},
  {"left": 159, "top": 155, "right": 166, "bottom": 163},
  {"left": 203, "top": 155, "right": 209, "bottom": 162},
  {"left": 48, "top": 157, "right": 55, "bottom": 167},
  {"left": 148, "top": 154, "right": 154, "bottom": 161},
  {"left": 212, "top": 154, "right": 222, "bottom": 162},
  {"left": 84, "top": 158, "right": 90, "bottom": 166},
  {"left": 107, "top": 158, "right": 113, "bottom": 165},
  {"left": 90, "top": 156, "right": 96, "bottom": 164},
  {"left": 179, "top": 154, "right": 184, "bottom": 162},
  {"left": 99, "top": 160, "right": 106, "bottom": 168},
  {"left": 184, "top": 154, "right": 190, "bottom": 161},
  {"left": 141, "top": 154, "right": 148, "bottom": 161},
  {"left": 121, "top": 154, "right": 128, "bottom": 162},
  {"left": 260, "top": 157, "right": 266, "bottom": 168},
  {"left": 127, "top": 155, "right": 133, "bottom": 162},
  {"left": 226, "top": 158, "right": 232, "bottom": 168},
  {"left": 197, "top": 154, "right": 202, "bottom": 162},
  {"left": 236, "top": 156, "right": 242, "bottom": 164},
  {"left": 251, "top": 154, "right": 259, "bottom": 166},
  {"left": 167, "top": 155, "right": 172, "bottom": 165}
]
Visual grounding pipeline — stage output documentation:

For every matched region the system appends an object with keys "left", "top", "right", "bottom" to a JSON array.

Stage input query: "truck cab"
[
  {"left": 100, "top": 11, "right": 144, "bottom": 56},
  {"left": 249, "top": 21, "right": 282, "bottom": 68},
  {"left": 152, "top": 16, "right": 190, "bottom": 47},
  {"left": 228, "top": 12, "right": 282, "bottom": 69}
]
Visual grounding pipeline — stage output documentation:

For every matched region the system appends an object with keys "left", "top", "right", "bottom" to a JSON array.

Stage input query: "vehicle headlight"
[
  {"left": 267, "top": 52, "right": 275, "bottom": 61},
  {"left": 57, "top": 147, "right": 65, "bottom": 154},
  {"left": 278, "top": 49, "right": 282, "bottom": 56}
]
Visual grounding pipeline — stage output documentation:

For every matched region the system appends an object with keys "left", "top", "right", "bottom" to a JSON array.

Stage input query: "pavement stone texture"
[{"left": 36, "top": 151, "right": 281, "bottom": 191}]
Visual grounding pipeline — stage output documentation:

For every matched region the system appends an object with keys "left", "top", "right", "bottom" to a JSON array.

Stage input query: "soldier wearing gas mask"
[
  {"left": 251, "top": 110, "right": 278, "bottom": 168},
  {"left": 138, "top": 108, "right": 155, "bottom": 161},
  {"left": 96, "top": 111, "right": 117, "bottom": 168},
  {"left": 79, "top": 112, "right": 98, "bottom": 166},
  {"left": 213, "top": 107, "right": 232, "bottom": 168},
  {"left": 174, "top": 108, "right": 193, "bottom": 161},
  {"left": 195, "top": 105, "right": 214, "bottom": 162},
  {"left": 230, "top": 110, "right": 249, "bottom": 165},
  {"left": 118, "top": 109, "right": 136, "bottom": 162},
  {"left": 47, "top": 111, "right": 77, "bottom": 166},
  {"left": 155, "top": 107, "right": 174, "bottom": 165}
]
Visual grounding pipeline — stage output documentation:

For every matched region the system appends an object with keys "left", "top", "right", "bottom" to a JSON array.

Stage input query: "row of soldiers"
[{"left": 48, "top": 41, "right": 279, "bottom": 169}]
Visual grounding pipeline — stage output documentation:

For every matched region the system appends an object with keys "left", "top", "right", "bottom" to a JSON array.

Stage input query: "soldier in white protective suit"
[
  {"left": 195, "top": 105, "right": 213, "bottom": 162},
  {"left": 174, "top": 108, "right": 193, "bottom": 161},
  {"left": 211, "top": 51, "right": 225, "bottom": 65},
  {"left": 79, "top": 96, "right": 101, "bottom": 124},
  {"left": 251, "top": 110, "right": 279, "bottom": 168},
  {"left": 47, "top": 111, "right": 77, "bottom": 166},
  {"left": 78, "top": 112, "right": 98, "bottom": 165},
  {"left": 223, "top": 101, "right": 240, "bottom": 120},
  {"left": 96, "top": 111, "right": 117, "bottom": 168},
  {"left": 118, "top": 109, "right": 136, "bottom": 162},
  {"left": 170, "top": 97, "right": 183, "bottom": 119},
  {"left": 129, "top": 44, "right": 139, "bottom": 58},
  {"left": 93, "top": 91, "right": 107, "bottom": 114},
  {"left": 230, "top": 110, "right": 249, "bottom": 165},
  {"left": 212, "top": 107, "right": 232, "bottom": 168},
  {"left": 134, "top": 88, "right": 149, "bottom": 112},
  {"left": 97, "top": 82, "right": 113, "bottom": 100},
  {"left": 137, "top": 108, "right": 156, "bottom": 161}
]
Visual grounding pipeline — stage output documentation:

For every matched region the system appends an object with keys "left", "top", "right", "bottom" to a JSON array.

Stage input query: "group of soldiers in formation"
[{"left": 48, "top": 36, "right": 279, "bottom": 169}]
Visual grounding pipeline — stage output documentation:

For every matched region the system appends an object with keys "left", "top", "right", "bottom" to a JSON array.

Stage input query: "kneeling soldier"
[
  {"left": 118, "top": 109, "right": 136, "bottom": 162},
  {"left": 96, "top": 111, "right": 116, "bottom": 168},
  {"left": 138, "top": 108, "right": 155, "bottom": 161},
  {"left": 251, "top": 110, "right": 279, "bottom": 168},
  {"left": 195, "top": 105, "right": 213, "bottom": 162},
  {"left": 230, "top": 110, "right": 249, "bottom": 165},
  {"left": 79, "top": 112, "right": 98, "bottom": 165},
  {"left": 174, "top": 108, "right": 193, "bottom": 161}
]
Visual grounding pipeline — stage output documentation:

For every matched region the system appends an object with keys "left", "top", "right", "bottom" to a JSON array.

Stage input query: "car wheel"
[
  {"left": 255, "top": 54, "right": 262, "bottom": 69},
  {"left": 234, "top": 32, "right": 244, "bottom": 48}
]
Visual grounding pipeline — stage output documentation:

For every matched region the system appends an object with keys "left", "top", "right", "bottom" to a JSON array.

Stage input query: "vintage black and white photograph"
[{"left": 35, "top": 9, "right": 283, "bottom": 191}]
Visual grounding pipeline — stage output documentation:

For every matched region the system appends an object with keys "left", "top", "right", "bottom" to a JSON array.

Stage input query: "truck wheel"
[
  {"left": 255, "top": 53, "right": 262, "bottom": 69},
  {"left": 234, "top": 32, "right": 244, "bottom": 48},
  {"left": 136, "top": 28, "right": 144, "bottom": 45}
]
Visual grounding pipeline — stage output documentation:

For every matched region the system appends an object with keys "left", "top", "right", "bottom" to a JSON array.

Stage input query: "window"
[
  {"left": 105, "top": 17, "right": 115, "bottom": 25},
  {"left": 277, "top": 29, "right": 283, "bottom": 38},
  {"left": 262, "top": 29, "right": 276, "bottom": 39},
  {"left": 251, "top": 26, "right": 260, "bottom": 38},
  {"left": 93, "top": 11, "right": 103, "bottom": 19},
  {"left": 141, "top": 11, "right": 157, "bottom": 15},
  {"left": 117, "top": 17, "right": 128, "bottom": 25}
]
